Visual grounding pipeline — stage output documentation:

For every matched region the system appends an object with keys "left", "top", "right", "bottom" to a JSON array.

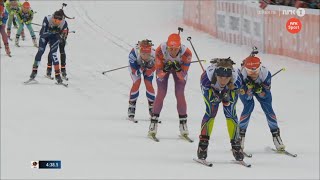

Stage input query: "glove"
[
  {"left": 221, "top": 91, "right": 230, "bottom": 102},
  {"left": 163, "top": 61, "right": 172, "bottom": 73},
  {"left": 172, "top": 60, "right": 181, "bottom": 72},
  {"left": 140, "top": 60, "right": 147, "bottom": 69},
  {"left": 245, "top": 88, "right": 254, "bottom": 100},
  {"left": 253, "top": 83, "right": 263, "bottom": 94},
  {"left": 145, "top": 60, "right": 155, "bottom": 69},
  {"left": 211, "top": 90, "right": 224, "bottom": 103},
  {"left": 246, "top": 79, "right": 255, "bottom": 89}
]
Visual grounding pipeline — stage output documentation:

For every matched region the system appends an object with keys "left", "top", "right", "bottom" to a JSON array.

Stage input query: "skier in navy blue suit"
[
  {"left": 238, "top": 54, "right": 286, "bottom": 152},
  {"left": 29, "top": 9, "right": 68, "bottom": 84}
]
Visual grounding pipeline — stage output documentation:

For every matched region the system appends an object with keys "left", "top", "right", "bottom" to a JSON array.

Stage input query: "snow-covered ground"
[{"left": 1, "top": 1, "right": 319, "bottom": 179}]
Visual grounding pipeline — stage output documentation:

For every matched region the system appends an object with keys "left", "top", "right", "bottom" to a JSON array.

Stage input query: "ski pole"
[
  {"left": 102, "top": 60, "right": 206, "bottom": 75},
  {"left": 34, "top": 30, "right": 76, "bottom": 33},
  {"left": 187, "top": 37, "right": 205, "bottom": 72},
  {"left": 272, "top": 68, "right": 285, "bottom": 77},
  {"left": 31, "top": 22, "right": 42, "bottom": 26},
  {"left": 102, "top": 65, "right": 129, "bottom": 74}
]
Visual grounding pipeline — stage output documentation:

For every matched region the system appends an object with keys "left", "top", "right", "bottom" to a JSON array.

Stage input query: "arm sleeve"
[
  {"left": 200, "top": 71, "right": 212, "bottom": 91},
  {"left": 200, "top": 71, "right": 212, "bottom": 104},
  {"left": 180, "top": 48, "right": 192, "bottom": 72},
  {"left": 25, "top": 10, "right": 34, "bottom": 24},
  {"left": 3, "top": 11, "right": 8, "bottom": 24},
  {"left": 262, "top": 71, "right": 272, "bottom": 91},
  {"left": 129, "top": 49, "right": 140, "bottom": 76},
  {"left": 176, "top": 48, "right": 192, "bottom": 80},
  {"left": 39, "top": 17, "right": 49, "bottom": 37},
  {"left": 155, "top": 45, "right": 166, "bottom": 79},
  {"left": 60, "top": 21, "right": 68, "bottom": 33},
  {"left": 232, "top": 72, "right": 242, "bottom": 91}
]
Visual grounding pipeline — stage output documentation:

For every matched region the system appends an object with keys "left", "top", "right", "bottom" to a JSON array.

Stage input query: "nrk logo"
[
  {"left": 286, "top": 18, "right": 302, "bottom": 34},
  {"left": 282, "top": 8, "right": 306, "bottom": 17}
]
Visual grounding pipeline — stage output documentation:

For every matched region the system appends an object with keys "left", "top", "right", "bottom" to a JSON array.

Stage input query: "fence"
[{"left": 183, "top": 0, "right": 320, "bottom": 63}]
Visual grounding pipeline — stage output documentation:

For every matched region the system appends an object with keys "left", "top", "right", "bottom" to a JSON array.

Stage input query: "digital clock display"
[{"left": 38, "top": 161, "right": 61, "bottom": 169}]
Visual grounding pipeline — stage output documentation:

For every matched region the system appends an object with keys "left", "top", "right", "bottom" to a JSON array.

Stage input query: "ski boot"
[
  {"left": 61, "top": 67, "right": 68, "bottom": 80},
  {"left": 30, "top": 65, "right": 38, "bottom": 79},
  {"left": 4, "top": 43, "right": 11, "bottom": 56},
  {"left": 148, "top": 114, "right": 159, "bottom": 136},
  {"left": 128, "top": 101, "right": 136, "bottom": 119},
  {"left": 45, "top": 65, "right": 52, "bottom": 79},
  {"left": 55, "top": 73, "right": 63, "bottom": 84},
  {"left": 231, "top": 139, "right": 244, "bottom": 161},
  {"left": 197, "top": 135, "right": 209, "bottom": 160},
  {"left": 15, "top": 35, "right": 20, "bottom": 47},
  {"left": 239, "top": 129, "right": 246, "bottom": 150},
  {"left": 179, "top": 115, "right": 189, "bottom": 136},
  {"left": 148, "top": 101, "right": 153, "bottom": 116},
  {"left": 271, "top": 128, "right": 286, "bottom": 151}
]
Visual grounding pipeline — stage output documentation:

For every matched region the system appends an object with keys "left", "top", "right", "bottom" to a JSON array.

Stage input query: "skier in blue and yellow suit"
[{"left": 196, "top": 57, "right": 244, "bottom": 162}]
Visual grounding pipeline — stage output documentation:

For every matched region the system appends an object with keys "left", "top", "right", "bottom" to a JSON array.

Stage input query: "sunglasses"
[
  {"left": 215, "top": 67, "right": 233, "bottom": 77},
  {"left": 245, "top": 66, "right": 261, "bottom": 73}
]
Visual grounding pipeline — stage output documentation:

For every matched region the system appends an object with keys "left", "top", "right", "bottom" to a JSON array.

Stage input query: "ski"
[
  {"left": 231, "top": 149, "right": 252, "bottom": 158},
  {"left": 193, "top": 158, "right": 213, "bottom": 167},
  {"left": 44, "top": 75, "right": 54, "bottom": 80},
  {"left": 127, "top": 116, "right": 138, "bottom": 123},
  {"left": 243, "top": 151, "right": 252, "bottom": 158},
  {"left": 179, "top": 134, "right": 194, "bottom": 143},
  {"left": 148, "top": 133, "right": 159, "bottom": 142},
  {"left": 232, "top": 160, "right": 251, "bottom": 168},
  {"left": 55, "top": 82, "right": 69, "bottom": 87},
  {"left": 62, "top": 76, "right": 69, "bottom": 81},
  {"left": 24, "top": 78, "right": 38, "bottom": 84},
  {"left": 270, "top": 148, "right": 297, "bottom": 157}
]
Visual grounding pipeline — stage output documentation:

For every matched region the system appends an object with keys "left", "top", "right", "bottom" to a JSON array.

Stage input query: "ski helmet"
[
  {"left": 167, "top": 33, "right": 181, "bottom": 48},
  {"left": 244, "top": 56, "right": 261, "bottom": 70},
  {"left": 22, "top": 2, "right": 30, "bottom": 9}
]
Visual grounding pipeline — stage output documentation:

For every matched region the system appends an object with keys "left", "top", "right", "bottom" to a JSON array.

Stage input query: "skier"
[
  {"left": 127, "top": 39, "right": 156, "bottom": 122},
  {"left": 46, "top": 9, "right": 72, "bottom": 80},
  {"left": 196, "top": 58, "right": 244, "bottom": 162},
  {"left": 28, "top": 9, "right": 68, "bottom": 84},
  {"left": 15, "top": 1, "right": 37, "bottom": 47},
  {"left": 238, "top": 54, "right": 286, "bottom": 152},
  {"left": 0, "top": 3, "right": 11, "bottom": 56},
  {"left": 4, "top": 0, "right": 24, "bottom": 40},
  {"left": 148, "top": 33, "right": 192, "bottom": 140}
]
